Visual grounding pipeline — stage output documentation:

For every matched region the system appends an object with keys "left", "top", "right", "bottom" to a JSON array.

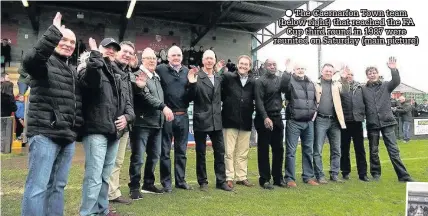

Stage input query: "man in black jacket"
[
  {"left": 157, "top": 46, "right": 193, "bottom": 193},
  {"left": 221, "top": 55, "right": 256, "bottom": 188},
  {"left": 107, "top": 41, "right": 138, "bottom": 205},
  {"left": 187, "top": 50, "right": 232, "bottom": 192},
  {"left": 338, "top": 66, "right": 369, "bottom": 181},
  {"left": 78, "top": 37, "right": 135, "bottom": 216},
  {"left": 417, "top": 99, "right": 428, "bottom": 117},
  {"left": 395, "top": 96, "right": 413, "bottom": 143},
  {"left": 254, "top": 58, "right": 285, "bottom": 189},
  {"left": 281, "top": 60, "right": 319, "bottom": 188},
  {"left": 128, "top": 48, "right": 174, "bottom": 199},
  {"left": 21, "top": 13, "right": 84, "bottom": 216},
  {"left": 362, "top": 57, "right": 413, "bottom": 182}
]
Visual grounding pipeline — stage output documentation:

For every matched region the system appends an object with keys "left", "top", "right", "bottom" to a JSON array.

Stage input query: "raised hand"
[
  {"left": 135, "top": 71, "right": 147, "bottom": 88},
  {"left": 53, "top": 12, "right": 66, "bottom": 34},
  {"left": 215, "top": 59, "right": 226, "bottom": 72},
  {"left": 341, "top": 65, "right": 350, "bottom": 78},
  {"left": 188, "top": 66, "right": 199, "bottom": 83},
  {"left": 387, "top": 56, "right": 397, "bottom": 69},
  {"left": 89, "top": 37, "right": 98, "bottom": 51},
  {"left": 285, "top": 58, "right": 292, "bottom": 73}
]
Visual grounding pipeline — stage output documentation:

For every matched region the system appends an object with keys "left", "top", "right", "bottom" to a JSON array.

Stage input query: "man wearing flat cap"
[{"left": 78, "top": 37, "right": 135, "bottom": 216}]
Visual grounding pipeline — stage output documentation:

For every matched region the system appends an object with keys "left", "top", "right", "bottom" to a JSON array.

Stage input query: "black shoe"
[
  {"left": 330, "top": 176, "right": 344, "bottom": 183},
  {"left": 359, "top": 175, "right": 370, "bottom": 182},
  {"left": 372, "top": 175, "right": 381, "bottom": 181},
  {"left": 110, "top": 196, "right": 132, "bottom": 205},
  {"left": 342, "top": 174, "right": 350, "bottom": 180},
  {"left": 261, "top": 182, "right": 274, "bottom": 190},
  {"left": 163, "top": 186, "right": 173, "bottom": 193},
  {"left": 176, "top": 182, "right": 193, "bottom": 190},
  {"left": 200, "top": 183, "right": 208, "bottom": 192},
  {"left": 273, "top": 180, "right": 287, "bottom": 188},
  {"left": 399, "top": 177, "right": 415, "bottom": 182},
  {"left": 141, "top": 184, "right": 164, "bottom": 194},
  {"left": 129, "top": 189, "right": 143, "bottom": 200},
  {"left": 216, "top": 183, "right": 233, "bottom": 192}
]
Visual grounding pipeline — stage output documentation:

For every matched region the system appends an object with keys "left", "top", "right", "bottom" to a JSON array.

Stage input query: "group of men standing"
[{"left": 20, "top": 12, "right": 414, "bottom": 216}]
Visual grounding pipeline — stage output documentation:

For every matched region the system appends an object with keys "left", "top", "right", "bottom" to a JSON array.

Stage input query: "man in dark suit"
[{"left": 187, "top": 50, "right": 232, "bottom": 192}]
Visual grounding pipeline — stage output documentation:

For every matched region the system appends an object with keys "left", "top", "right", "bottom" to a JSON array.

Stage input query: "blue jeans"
[
  {"left": 128, "top": 127, "right": 162, "bottom": 190},
  {"left": 160, "top": 114, "right": 190, "bottom": 187},
  {"left": 21, "top": 135, "right": 75, "bottom": 216},
  {"left": 17, "top": 81, "right": 29, "bottom": 95},
  {"left": 402, "top": 121, "right": 411, "bottom": 141},
  {"left": 284, "top": 120, "right": 315, "bottom": 183},
  {"left": 313, "top": 116, "right": 341, "bottom": 179},
  {"left": 80, "top": 135, "right": 119, "bottom": 216}
]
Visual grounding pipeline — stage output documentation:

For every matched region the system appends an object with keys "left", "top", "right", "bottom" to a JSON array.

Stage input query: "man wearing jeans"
[
  {"left": 281, "top": 60, "right": 319, "bottom": 188},
  {"left": 362, "top": 57, "right": 413, "bottom": 182},
  {"left": 395, "top": 96, "right": 413, "bottom": 143},
  {"left": 128, "top": 48, "right": 174, "bottom": 199},
  {"left": 313, "top": 63, "right": 346, "bottom": 184},
  {"left": 156, "top": 46, "right": 193, "bottom": 192},
  {"left": 21, "top": 12, "right": 84, "bottom": 216},
  {"left": 78, "top": 37, "right": 135, "bottom": 216}
]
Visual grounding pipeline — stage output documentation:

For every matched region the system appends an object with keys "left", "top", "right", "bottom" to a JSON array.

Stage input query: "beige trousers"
[
  {"left": 223, "top": 128, "right": 251, "bottom": 181},
  {"left": 108, "top": 131, "right": 129, "bottom": 200}
]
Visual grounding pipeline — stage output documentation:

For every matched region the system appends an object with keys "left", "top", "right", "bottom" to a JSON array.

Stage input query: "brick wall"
[{"left": 1, "top": 2, "right": 252, "bottom": 64}]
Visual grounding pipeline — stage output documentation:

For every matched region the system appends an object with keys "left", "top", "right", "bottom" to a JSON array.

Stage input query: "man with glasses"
[
  {"left": 156, "top": 46, "right": 193, "bottom": 192},
  {"left": 128, "top": 48, "right": 174, "bottom": 199}
]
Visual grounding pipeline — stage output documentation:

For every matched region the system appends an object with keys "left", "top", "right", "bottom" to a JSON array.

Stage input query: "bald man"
[
  {"left": 156, "top": 46, "right": 193, "bottom": 192},
  {"left": 21, "top": 12, "right": 84, "bottom": 216},
  {"left": 187, "top": 50, "right": 232, "bottom": 191},
  {"left": 254, "top": 58, "right": 286, "bottom": 189}
]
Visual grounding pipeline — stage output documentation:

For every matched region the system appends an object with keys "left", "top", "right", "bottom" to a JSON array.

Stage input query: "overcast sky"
[{"left": 258, "top": 0, "right": 427, "bottom": 92}]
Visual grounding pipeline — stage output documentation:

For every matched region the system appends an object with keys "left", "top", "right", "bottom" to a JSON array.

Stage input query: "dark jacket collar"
[{"left": 52, "top": 51, "right": 68, "bottom": 62}]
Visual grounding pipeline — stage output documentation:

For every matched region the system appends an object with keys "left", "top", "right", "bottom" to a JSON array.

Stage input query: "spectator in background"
[
  {"left": 182, "top": 46, "right": 189, "bottom": 66},
  {"left": 188, "top": 46, "right": 197, "bottom": 67},
  {"left": 197, "top": 46, "right": 204, "bottom": 67},
  {"left": 17, "top": 65, "right": 31, "bottom": 95},
  {"left": 1, "top": 79, "right": 16, "bottom": 117},
  {"left": 417, "top": 99, "right": 428, "bottom": 117},
  {"left": 1, "top": 38, "right": 12, "bottom": 70},
  {"left": 15, "top": 94, "right": 25, "bottom": 139},
  {"left": 159, "top": 49, "right": 168, "bottom": 65},
  {"left": 394, "top": 96, "right": 413, "bottom": 143}
]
